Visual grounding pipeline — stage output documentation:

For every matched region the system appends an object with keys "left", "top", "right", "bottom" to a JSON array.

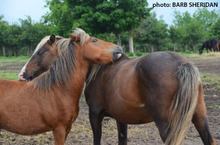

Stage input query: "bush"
[
  {"left": 135, "top": 52, "right": 143, "bottom": 56},
  {"left": 127, "top": 53, "right": 135, "bottom": 57}
]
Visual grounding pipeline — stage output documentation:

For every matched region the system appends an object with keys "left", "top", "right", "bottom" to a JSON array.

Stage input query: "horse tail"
[{"left": 165, "top": 62, "right": 201, "bottom": 145}]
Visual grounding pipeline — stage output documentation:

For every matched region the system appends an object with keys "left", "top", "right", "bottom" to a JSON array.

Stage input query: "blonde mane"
[{"left": 31, "top": 28, "right": 90, "bottom": 90}]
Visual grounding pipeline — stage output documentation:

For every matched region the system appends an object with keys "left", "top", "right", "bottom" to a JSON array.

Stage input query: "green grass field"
[
  {"left": 0, "top": 53, "right": 220, "bottom": 81},
  {"left": 0, "top": 56, "right": 29, "bottom": 80}
]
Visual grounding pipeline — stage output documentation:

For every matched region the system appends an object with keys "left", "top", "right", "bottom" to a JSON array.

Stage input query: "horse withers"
[
  {"left": 0, "top": 28, "right": 122, "bottom": 145},
  {"left": 19, "top": 50, "right": 216, "bottom": 145}
]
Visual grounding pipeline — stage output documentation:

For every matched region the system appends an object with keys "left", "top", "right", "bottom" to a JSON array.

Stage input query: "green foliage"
[
  {"left": 0, "top": 16, "right": 52, "bottom": 57},
  {"left": 134, "top": 12, "right": 169, "bottom": 52},
  {"left": 170, "top": 8, "right": 220, "bottom": 52},
  {"left": 127, "top": 52, "right": 135, "bottom": 57},
  {"left": 0, "top": 4, "right": 219, "bottom": 56},
  {"left": 44, "top": 0, "right": 150, "bottom": 48},
  {"left": 208, "top": 18, "right": 220, "bottom": 39},
  {"left": 125, "top": 52, "right": 149, "bottom": 57},
  {"left": 135, "top": 52, "right": 144, "bottom": 56},
  {"left": 65, "top": 0, "right": 150, "bottom": 34},
  {"left": 44, "top": 0, "right": 72, "bottom": 37}
]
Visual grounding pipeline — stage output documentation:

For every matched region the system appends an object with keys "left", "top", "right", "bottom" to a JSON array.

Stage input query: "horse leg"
[
  {"left": 89, "top": 110, "right": 104, "bottom": 145},
  {"left": 116, "top": 121, "right": 128, "bottom": 145},
  {"left": 153, "top": 119, "right": 169, "bottom": 143},
  {"left": 206, "top": 48, "right": 208, "bottom": 53},
  {"left": 192, "top": 85, "right": 216, "bottom": 145},
  {"left": 65, "top": 126, "right": 72, "bottom": 140},
  {"left": 52, "top": 126, "right": 68, "bottom": 145}
]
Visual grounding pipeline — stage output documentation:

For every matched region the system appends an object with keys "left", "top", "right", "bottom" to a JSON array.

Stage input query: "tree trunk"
[
  {"left": 151, "top": 45, "right": 154, "bottom": 52},
  {"left": 116, "top": 33, "right": 121, "bottom": 46},
  {"left": 27, "top": 48, "right": 30, "bottom": 56},
  {"left": 173, "top": 43, "right": 176, "bottom": 52},
  {"left": 129, "top": 33, "right": 134, "bottom": 53},
  {"left": 2, "top": 46, "right": 6, "bottom": 57},
  {"left": 193, "top": 45, "right": 196, "bottom": 52},
  {"left": 8, "top": 48, "right": 12, "bottom": 57},
  {"left": 15, "top": 47, "right": 19, "bottom": 57}
]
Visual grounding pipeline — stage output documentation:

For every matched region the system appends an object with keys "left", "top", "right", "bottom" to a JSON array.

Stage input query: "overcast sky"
[{"left": 0, "top": 0, "right": 219, "bottom": 26}]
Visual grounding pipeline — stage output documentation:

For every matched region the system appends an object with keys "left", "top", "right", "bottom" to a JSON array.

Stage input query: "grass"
[
  {"left": 125, "top": 51, "right": 220, "bottom": 59},
  {"left": 0, "top": 56, "right": 29, "bottom": 62},
  {"left": 0, "top": 52, "right": 220, "bottom": 81},
  {"left": 183, "top": 52, "right": 220, "bottom": 59},
  {"left": 200, "top": 72, "right": 220, "bottom": 86},
  {"left": 0, "top": 56, "right": 30, "bottom": 80},
  {"left": 0, "top": 72, "right": 18, "bottom": 80},
  {"left": 209, "top": 105, "right": 220, "bottom": 109}
]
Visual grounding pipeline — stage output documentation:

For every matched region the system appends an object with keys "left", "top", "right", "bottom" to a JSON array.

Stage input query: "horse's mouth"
[
  {"left": 113, "top": 47, "right": 123, "bottom": 61},
  {"left": 117, "top": 52, "right": 122, "bottom": 58}
]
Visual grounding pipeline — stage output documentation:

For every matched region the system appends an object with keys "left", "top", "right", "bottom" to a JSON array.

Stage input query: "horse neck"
[{"left": 64, "top": 53, "right": 90, "bottom": 99}]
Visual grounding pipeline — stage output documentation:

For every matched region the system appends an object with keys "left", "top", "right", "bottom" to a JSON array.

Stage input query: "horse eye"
[
  {"left": 37, "top": 51, "right": 43, "bottom": 56},
  {"left": 92, "top": 39, "right": 98, "bottom": 43}
]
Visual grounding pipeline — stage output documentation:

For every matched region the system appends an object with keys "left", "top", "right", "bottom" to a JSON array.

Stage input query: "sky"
[
  {"left": 0, "top": 0, "right": 49, "bottom": 24},
  {"left": 0, "top": 0, "right": 219, "bottom": 26}
]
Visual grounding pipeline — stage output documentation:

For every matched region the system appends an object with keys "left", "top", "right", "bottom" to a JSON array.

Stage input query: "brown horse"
[
  {"left": 0, "top": 28, "right": 122, "bottom": 145},
  {"left": 216, "top": 38, "right": 220, "bottom": 52},
  {"left": 20, "top": 51, "right": 216, "bottom": 145},
  {"left": 85, "top": 53, "right": 216, "bottom": 145}
]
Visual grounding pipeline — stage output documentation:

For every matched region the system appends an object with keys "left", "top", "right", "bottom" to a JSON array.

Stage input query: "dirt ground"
[{"left": 0, "top": 57, "right": 219, "bottom": 145}]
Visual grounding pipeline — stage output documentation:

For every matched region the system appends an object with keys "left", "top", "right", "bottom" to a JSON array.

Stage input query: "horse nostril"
[
  {"left": 30, "top": 76, "right": 33, "bottom": 81},
  {"left": 23, "top": 72, "right": 27, "bottom": 79}
]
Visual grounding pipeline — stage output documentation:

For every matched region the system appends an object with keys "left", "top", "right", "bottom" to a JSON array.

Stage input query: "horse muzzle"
[
  {"left": 113, "top": 46, "right": 123, "bottom": 62},
  {"left": 23, "top": 72, "right": 34, "bottom": 81}
]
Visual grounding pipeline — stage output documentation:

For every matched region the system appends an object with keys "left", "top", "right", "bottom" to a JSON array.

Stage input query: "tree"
[
  {"left": 193, "top": 8, "right": 219, "bottom": 33},
  {"left": 6, "top": 24, "right": 22, "bottom": 56},
  {"left": 0, "top": 15, "right": 7, "bottom": 57},
  {"left": 208, "top": 18, "right": 220, "bottom": 39},
  {"left": 20, "top": 16, "right": 51, "bottom": 55},
  {"left": 169, "top": 26, "right": 182, "bottom": 51},
  {"left": 44, "top": 0, "right": 72, "bottom": 37},
  {"left": 0, "top": 15, "right": 52, "bottom": 57},
  {"left": 135, "top": 13, "right": 169, "bottom": 52},
  {"left": 45, "top": 0, "right": 150, "bottom": 52},
  {"left": 170, "top": 8, "right": 219, "bottom": 52}
]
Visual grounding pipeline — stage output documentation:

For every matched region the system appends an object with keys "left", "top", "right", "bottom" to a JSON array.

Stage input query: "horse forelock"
[
  {"left": 73, "top": 28, "right": 90, "bottom": 45},
  {"left": 32, "top": 38, "right": 76, "bottom": 91},
  {"left": 34, "top": 36, "right": 50, "bottom": 53}
]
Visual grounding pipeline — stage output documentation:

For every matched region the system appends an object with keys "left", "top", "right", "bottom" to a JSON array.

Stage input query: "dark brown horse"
[
  {"left": 199, "top": 39, "right": 218, "bottom": 54},
  {"left": 19, "top": 50, "right": 216, "bottom": 145},
  {"left": 216, "top": 38, "right": 220, "bottom": 52},
  {"left": 85, "top": 53, "right": 216, "bottom": 145},
  {"left": 1, "top": 28, "right": 122, "bottom": 145}
]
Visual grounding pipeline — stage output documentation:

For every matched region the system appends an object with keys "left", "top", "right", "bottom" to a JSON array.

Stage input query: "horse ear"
[
  {"left": 49, "top": 34, "right": 56, "bottom": 44},
  {"left": 70, "top": 34, "right": 80, "bottom": 42}
]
